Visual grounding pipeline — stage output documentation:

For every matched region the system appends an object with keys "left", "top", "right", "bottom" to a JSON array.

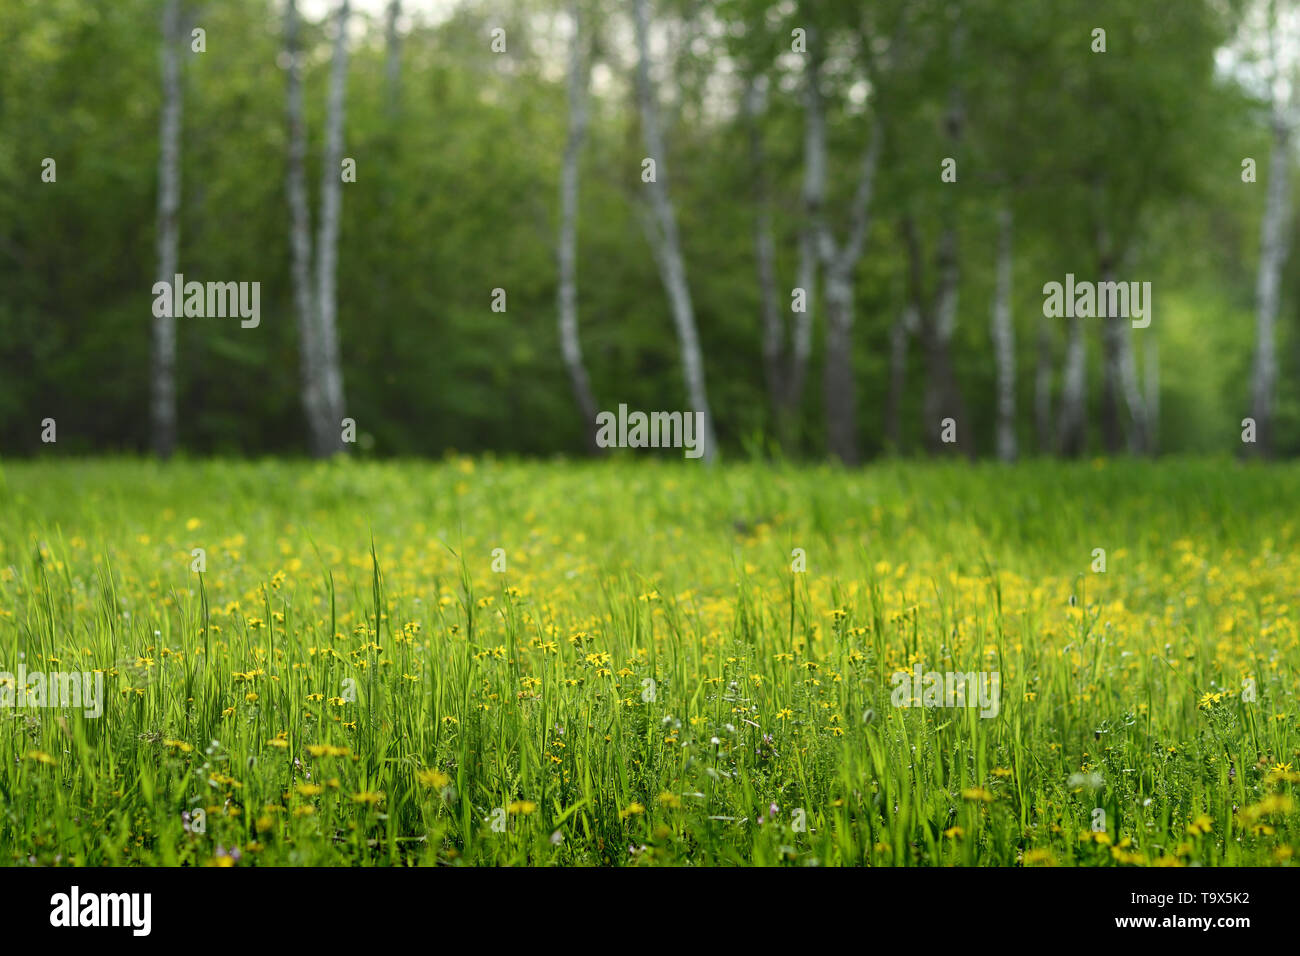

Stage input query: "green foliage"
[{"left": 0, "top": 0, "right": 1288, "bottom": 458}]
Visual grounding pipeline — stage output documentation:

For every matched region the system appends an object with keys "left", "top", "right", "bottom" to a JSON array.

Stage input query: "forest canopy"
[{"left": 0, "top": 0, "right": 1293, "bottom": 460}]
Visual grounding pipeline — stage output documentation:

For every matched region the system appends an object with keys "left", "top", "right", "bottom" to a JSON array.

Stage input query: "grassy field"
[{"left": 0, "top": 457, "right": 1296, "bottom": 866}]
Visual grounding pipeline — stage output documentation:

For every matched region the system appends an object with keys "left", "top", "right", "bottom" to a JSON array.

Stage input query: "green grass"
[{"left": 0, "top": 456, "right": 1296, "bottom": 866}]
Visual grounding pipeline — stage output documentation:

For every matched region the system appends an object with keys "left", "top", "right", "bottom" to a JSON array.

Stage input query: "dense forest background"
[{"left": 0, "top": 0, "right": 1296, "bottom": 460}]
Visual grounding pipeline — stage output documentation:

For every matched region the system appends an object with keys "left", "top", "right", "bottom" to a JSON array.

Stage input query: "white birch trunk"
[
  {"left": 991, "top": 206, "right": 1016, "bottom": 461},
  {"left": 558, "top": 0, "right": 600, "bottom": 452},
  {"left": 633, "top": 0, "right": 715, "bottom": 461},
  {"left": 822, "top": 268, "right": 858, "bottom": 464},
  {"left": 1251, "top": 111, "right": 1292, "bottom": 457},
  {"left": 152, "top": 0, "right": 182, "bottom": 458},
  {"left": 285, "top": 0, "right": 328, "bottom": 456},
  {"left": 1034, "top": 312, "right": 1054, "bottom": 453},
  {"left": 1116, "top": 318, "right": 1148, "bottom": 455},
  {"left": 315, "top": 0, "right": 350, "bottom": 452},
  {"left": 789, "top": 39, "right": 826, "bottom": 417},
  {"left": 1096, "top": 204, "right": 1147, "bottom": 454},
  {"left": 1058, "top": 315, "right": 1086, "bottom": 456},
  {"left": 1099, "top": 251, "right": 1147, "bottom": 454},
  {"left": 810, "top": 29, "right": 882, "bottom": 466},
  {"left": 790, "top": 231, "right": 816, "bottom": 413}
]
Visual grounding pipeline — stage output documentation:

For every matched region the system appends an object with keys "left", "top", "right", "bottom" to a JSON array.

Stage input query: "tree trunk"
[
  {"left": 1098, "top": 263, "right": 1123, "bottom": 455},
  {"left": 632, "top": 0, "right": 716, "bottom": 461},
  {"left": 1096, "top": 212, "right": 1147, "bottom": 455},
  {"left": 1116, "top": 316, "right": 1147, "bottom": 454},
  {"left": 786, "top": 39, "right": 826, "bottom": 437},
  {"left": 315, "top": 0, "right": 350, "bottom": 454},
  {"left": 558, "top": 0, "right": 600, "bottom": 453},
  {"left": 1251, "top": 112, "right": 1292, "bottom": 458},
  {"left": 285, "top": 0, "right": 328, "bottom": 456},
  {"left": 1098, "top": 273, "right": 1148, "bottom": 454},
  {"left": 789, "top": 228, "right": 815, "bottom": 430},
  {"left": 990, "top": 206, "right": 1016, "bottom": 461},
  {"left": 152, "top": 0, "right": 182, "bottom": 459},
  {"left": 823, "top": 270, "right": 858, "bottom": 465},
  {"left": 1034, "top": 311, "right": 1054, "bottom": 454},
  {"left": 1058, "top": 314, "right": 1086, "bottom": 456},
  {"left": 809, "top": 25, "right": 881, "bottom": 465}
]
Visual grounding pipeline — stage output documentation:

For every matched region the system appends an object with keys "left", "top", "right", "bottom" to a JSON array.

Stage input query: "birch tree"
[
  {"left": 1096, "top": 213, "right": 1148, "bottom": 455},
  {"left": 285, "top": 0, "right": 328, "bottom": 455},
  {"left": 152, "top": 0, "right": 183, "bottom": 458},
  {"left": 1096, "top": 218, "right": 1125, "bottom": 452},
  {"left": 1049, "top": 2, "right": 1222, "bottom": 457},
  {"left": 315, "top": 0, "right": 350, "bottom": 453},
  {"left": 804, "top": 19, "right": 884, "bottom": 466},
  {"left": 1115, "top": 292, "right": 1148, "bottom": 454},
  {"left": 1060, "top": 211, "right": 1152, "bottom": 458},
  {"left": 283, "top": 0, "right": 350, "bottom": 457},
  {"left": 1250, "top": 0, "right": 1297, "bottom": 458},
  {"left": 1057, "top": 304, "right": 1086, "bottom": 456},
  {"left": 1250, "top": 125, "right": 1290, "bottom": 456},
  {"left": 558, "top": 0, "right": 600, "bottom": 452},
  {"left": 786, "top": 51, "right": 819, "bottom": 439},
  {"left": 962, "top": 0, "right": 1063, "bottom": 458},
  {"left": 990, "top": 206, "right": 1016, "bottom": 460},
  {"left": 632, "top": 0, "right": 716, "bottom": 462},
  {"left": 1034, "top": 313, "right": 1055, "bottom": 453}
]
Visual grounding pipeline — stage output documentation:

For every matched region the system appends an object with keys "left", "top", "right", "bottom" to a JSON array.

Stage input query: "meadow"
[{"left": 0, "top": 457, "right": 1296, "bottom": 866}]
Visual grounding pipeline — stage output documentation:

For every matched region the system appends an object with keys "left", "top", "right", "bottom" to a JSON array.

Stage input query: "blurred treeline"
[{"left": 0, "top": 0, "right": 1293, "bottom": 459}]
